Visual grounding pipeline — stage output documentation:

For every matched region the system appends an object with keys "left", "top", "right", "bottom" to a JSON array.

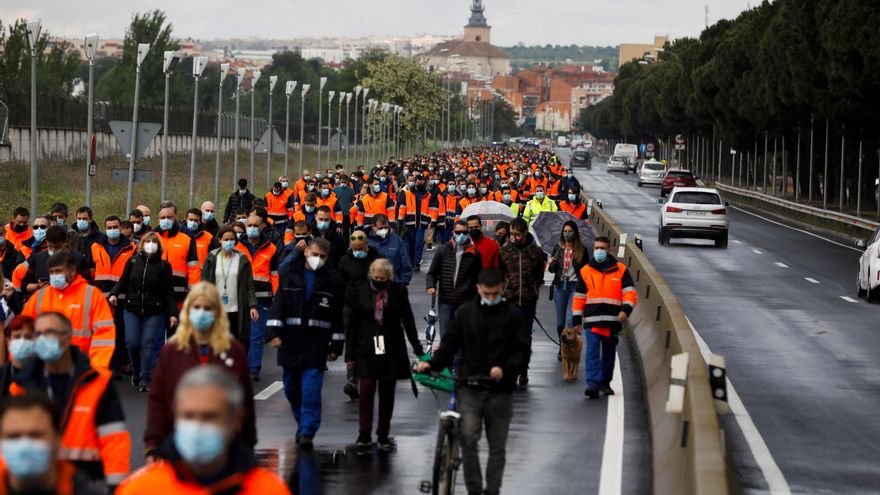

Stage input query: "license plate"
[{"left": 685, "top": 211, "right": 707, "bottom": 216}]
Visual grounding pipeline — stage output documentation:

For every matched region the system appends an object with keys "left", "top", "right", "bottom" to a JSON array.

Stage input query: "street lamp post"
[
  {"left": 188, "top": 56, "right": 208, "bottom": 209},
  {"left": 214, "top": 63, "right": 230, "bottom": 205},
  {"left": 83, "top": 34, "right": 98, "bottom": 208},
  {"left": 266, "top": 75, "right": 278, "bottom": 189},
  {"left": 284, "top": 80, "right": 297, "bottom": 178},
  {"left": 326, "top": 91, "right": 335, "bottom": 167},
  {"left": 125, "top": 43, "right": 150, "bottom": 214},
  {"left": 26, "top": 20, "right": 41, "bottom": 217},
  {"left": 336, "top": 93, "right": 345, "bottom": 165},
  {"left": 249, "top": 68, "right": 261, "bottom": 187},
  {"left": 366, "top": 99, "right": 376, "bottom": 166},
  {"left": 361, "top": 88, "right": 370, "bottom": 166},
  {"left": 298, "top": 84, "right": 311, "bottom": 178},
  {"left": 345, "top": 92, "right": 353, "bottom": 167},
  {"left": 353, "top": 86, "right": 362, "bottom": 168},
  {"left": 233, "top": 68, "right": 246, "bottom": 188},
  {"left": 317, "top": 77, "right": 327, "bottom": 169},
  {"left": 160, "top": 51, "right": 181, "bottom": 202}
]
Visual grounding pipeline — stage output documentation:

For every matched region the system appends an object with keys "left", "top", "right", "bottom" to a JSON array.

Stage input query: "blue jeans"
[
  {"left": 585, "top": 332, "right": 618, "bottom": 389},
  {"left": 406, "top": 227, "right": 426, "bottom": 266},
  {"left": 248, "top": 303, "right": 271, "bottom": 374},
  {"left": 553, "top": 283, "right": 576, "bottom": 337},
  {"left": 282, "top": 367, "right": 325, "bottom": 438},
  {"left": 124, "top": 311, "right": 164, "bottom": 384}
]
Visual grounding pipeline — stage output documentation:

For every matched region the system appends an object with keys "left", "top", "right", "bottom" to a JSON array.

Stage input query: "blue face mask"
[
  {"left": 480, "top": 295, "right": 503, "bottom": 306},
  {"left": 317, "top": 220, "right": 330, "bottom": 231},
  {"left": 32, "top": 228, "right": 46, "bottom": 243},
  {"left": 0, "top": 438, "right": 52, "bottom": 479},
  {"left": 9, "top": 339, "right": 35, "bottom": 361},
  {"left": 189, "top": 308, "right": 215, "bottom": 332},
  {"left": 106, "top": 228, "right": 120, "bottom": 240},
  {"left": 174, "top": 420, "right": 226, "bottom": 465},
  {"left": 304, "top": 205, "right": 315, "bottom": 213},
  {"left": 56, "top": 218, "right": 65, "bottom": 226},
  {"left": 246, "top": 226, "right": 260, "bottom": 239},
  {"left": 186, "top": 220, "right": 199, "bottom": 231},
  {"left": 535, "top": 192, "right": 545, "bottom": 200},
  {"left": 352, "top": 249, "right": 367, "bottom": 259},
  {"left": 568, "top": 194, "right": 577, "bottom": 202},
  {"left": 159, "top": 218, "right": 174, "bottom": 231},
  {"left": 48, "top": 274, "right": 68, "bottom": 291},
  {"left": 372, "top": 184, "right": 381, "bottom": 193},
  {"left": 75, "top": 219, "right": 89, "bottom": 232},
  {"left": 454, "top": 233, "right": 470, "bottom": 245},
  {"left": 35, "top": 335, "right": 64, "bottom": 363},
  {"left": 221, "top": 240, "right": 236, "bottom": 252},
  {"left": 143, "top": 215, "right": 151, "bottom": 226},
  {"left": 593, "top": 249, "right": 608, "bottom": 263},
  {"left": 203, "top": 211, "right": 214, "bottom": 222}
]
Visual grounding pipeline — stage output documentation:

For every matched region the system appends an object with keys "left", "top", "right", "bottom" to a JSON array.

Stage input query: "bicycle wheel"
[{"left": 432, "top": 418, "right": 458, "bottom": 495}]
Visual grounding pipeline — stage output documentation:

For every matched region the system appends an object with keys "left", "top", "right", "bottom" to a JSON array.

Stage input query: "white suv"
[
  {"left": 857, "top": 226, "right": 880, "bottom": 302},
  {"left": 658, "top": 187, "right": 730, "bottom": 248}
]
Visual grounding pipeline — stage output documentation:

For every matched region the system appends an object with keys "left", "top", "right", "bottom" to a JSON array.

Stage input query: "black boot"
[{"left": 344, "top": 365, "right": 360, "bottom": 400}]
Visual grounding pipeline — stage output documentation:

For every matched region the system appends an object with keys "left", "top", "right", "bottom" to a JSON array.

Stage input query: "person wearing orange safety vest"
[
  {"left": 0, "top": 223, "right": 21, "bottom": 282},
  {"left": 559, "top": 188, "right": 588, "bottom": 220},
  {"left": 181, "top": 208, "right": 218, "bottom": 268},
  {"left": 22, "top": 252, "right": 116, "bottom": 371},
  {"left": 317, "top": 182, "right": 344, "bottom": 224},
  {"left": 571, "top": 236, "right": 637, "bottom": 399},
  {"left": 4, "top": 207, "right": 32, "bottom": 252},
  {"left": 396, "top": 174, "right": 437, "bottom": 269},
  {"left": 154, "top": 203, "right": 201, "bottom": 304},
  {"left": 11, "top": 312, "right": 131, "bottom": 489},
  {"left": 117, "top": 365, "right": 290, "bottom": 495},
  {"left": 90, "top": 216, "right": 136, "bottom": 373},
  {"left": 356, "top": 178, "right": 396, "bottom": 228},
  {"left": 455, "top": 184, "right": 480, "bottom": 220},
  {"left": 266, "top": 180, "right": 296, "bottom": 236},
  {"left": 236, "top": 215, "right": 279, "bottom": 380}
]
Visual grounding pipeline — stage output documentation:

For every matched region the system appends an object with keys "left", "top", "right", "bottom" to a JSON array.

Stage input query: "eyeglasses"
[
  {"left": 350, "top": 235, "right": 367, "bottom": 241},
  {"left": 32, "top": 224, "right": 49, "bottom": 230},
  {"left": 453, "top": 230, "right": 468, "bottom": 235}
]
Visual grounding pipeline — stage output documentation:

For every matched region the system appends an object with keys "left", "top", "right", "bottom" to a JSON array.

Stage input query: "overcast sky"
[{"left": 7, "top": 0, "right": 754, "bottom": 46}]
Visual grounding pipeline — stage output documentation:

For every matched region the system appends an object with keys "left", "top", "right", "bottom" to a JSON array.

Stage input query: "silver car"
[
  {"left": 638, "top": 160, "right": 666, "bottom": 187},
  {"left": 607, "top": 155, "right": 628, "bottom": 174}
]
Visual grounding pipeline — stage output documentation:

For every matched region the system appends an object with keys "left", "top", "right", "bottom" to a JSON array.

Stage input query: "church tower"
[{"left": 463, "top": 0, "right": 492, "bottom": 43}]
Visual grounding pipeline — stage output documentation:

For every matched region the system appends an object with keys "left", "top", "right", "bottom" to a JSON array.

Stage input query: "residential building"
[
  {"left": 619, "top": 35, "right": 668, "bottom": 64},
  {"left": 421, "top": 1, "right": 511, "bottom": 78}
]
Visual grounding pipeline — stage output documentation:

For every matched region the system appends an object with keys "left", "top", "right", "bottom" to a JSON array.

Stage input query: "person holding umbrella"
[{"left": 547, "top": 220, "right": 589, "bottom": 360}]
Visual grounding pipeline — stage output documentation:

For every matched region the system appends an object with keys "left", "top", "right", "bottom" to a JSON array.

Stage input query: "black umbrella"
[{"left": 530, "top": 211, "right": 595, "bottom": 255}]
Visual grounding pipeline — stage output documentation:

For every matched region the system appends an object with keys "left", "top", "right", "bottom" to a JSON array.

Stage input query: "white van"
[{"left": 613, "top": 143, "right": 639, "bottom": 171}]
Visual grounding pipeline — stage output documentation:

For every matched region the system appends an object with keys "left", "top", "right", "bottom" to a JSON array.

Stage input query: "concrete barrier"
[{"left": 587, "top": 196, "right": 731, "bottom": 495}]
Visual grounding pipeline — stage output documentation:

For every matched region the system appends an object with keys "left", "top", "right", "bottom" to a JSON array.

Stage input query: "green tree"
[{"left": 0, "top": 19, "right": 80, "bottom": 104}]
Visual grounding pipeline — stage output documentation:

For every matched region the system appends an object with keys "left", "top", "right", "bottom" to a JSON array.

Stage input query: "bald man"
[
  {"left": 201, "top": 201, "right": 219, "bottom": 236},
  {"left": 136, "top": 205, "right": 152, "bottom": 229}
]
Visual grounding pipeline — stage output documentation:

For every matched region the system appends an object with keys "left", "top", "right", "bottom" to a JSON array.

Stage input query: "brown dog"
[{"left": 560, "top": 327, "right": 584, "bottom": 381}]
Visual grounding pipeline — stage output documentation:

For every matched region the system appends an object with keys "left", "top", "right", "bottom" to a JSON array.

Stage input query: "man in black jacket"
[
  {"left": 425, "top": 220, "right": 482, "bottom": 350},
  {"left": 223, "top": 178, "right": 256, "bottom": 223},
  {"left": 418, "top": 269, "right": 531, "bottom": 495}
]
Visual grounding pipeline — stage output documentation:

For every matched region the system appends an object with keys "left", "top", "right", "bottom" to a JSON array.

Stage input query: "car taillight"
[
  {"left": 666, "top": 207, "right": 683, "bottom": 213},
  {"left": 711, "top": 208, "right": 726, "bottom": 215}
]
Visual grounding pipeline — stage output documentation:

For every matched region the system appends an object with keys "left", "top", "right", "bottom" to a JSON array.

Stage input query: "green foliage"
[
  {"left": 0, "top": 19, "right": 81, "bottom": 103},
  {"left": 502, "top": 44, "right": 619, "bottom": 71}
]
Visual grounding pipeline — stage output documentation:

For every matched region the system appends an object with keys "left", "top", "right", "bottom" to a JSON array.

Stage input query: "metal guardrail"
[
  {"left": 716, "top": 182, "right": 880, "bottom": 232},
  {"left": 586, "top": 195, "right": 731, "bottom": 495}
]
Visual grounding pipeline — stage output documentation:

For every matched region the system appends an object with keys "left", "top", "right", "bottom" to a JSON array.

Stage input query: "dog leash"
[{"left": 533, "top": 316, "right": 560, "bottom": 346}]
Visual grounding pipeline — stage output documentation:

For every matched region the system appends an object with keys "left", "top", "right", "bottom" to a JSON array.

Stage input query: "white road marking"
[
  {"left": 254, "top": 380, "right": 284, "bottom": 401},
  {"left": 840, "top": 296, "right": 859, "bottom": 303},
  {"left": 753, "top": 249, "right": 764, "bottom": 254},
  {"left": 775, "top": 262, "right": 789, "bottom": 268},
  {"left": 730, "top": 205, "right": 862, "bottom": 252},
  {"left": 686, "top": 317, "right": 791, "bottom": 495},
  {"left": 804, "top": 278, "right": 820, "bottom": 284},
  {"left": 733, "top": 240, "right": 743, "bottom": 244},
  {"left": 599, "top": 353, "right": 624, "bottom": 495}
]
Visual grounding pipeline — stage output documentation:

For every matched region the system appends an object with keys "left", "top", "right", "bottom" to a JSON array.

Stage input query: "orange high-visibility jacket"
[
  {"left": 571, "top": 259, "right": 637, "bottom": 336},
  {"left": 4, "top": 222, "right": 32, "bottom": 251},
  {"left": 493, "top": 189, "right": 518, "bottom": 204},
  {"left": 396, "top": 190, "right": 438, "bottom": 228},
  {"left": 22, "top": 276, "right": 116, "bottom": 370},
  {"left": 157, "top": 228, "right": 201, "bottom": 297},
  {"left": 356, "top": 192, "right": 395, "bottom": 227},
  {"left": 90, "top": 240, "right": 136, "bottom": 295},
  {"left": 117, "top": 461, "right": 291, "bottom": 494},
  {"left": 235, "top": 241, "right": 279, "bottom": 298},
  {"left": 316, "top": 192, "right": 344, "bottom": 223},
  {"left": 559, "top": 200, "right": 587, "bottom": 220},
  {"left": 192, "top": 231, "right": 214, "bottom": 268},
  {"left": 265, "top": 189, "right": 295, "bottom": 221}
]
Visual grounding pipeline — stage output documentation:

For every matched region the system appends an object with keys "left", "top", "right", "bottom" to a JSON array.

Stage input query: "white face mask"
[
  {"left": 376, "top": 228, "right": 389, "bottom": 239},
  {"left": 306, "top": 255, "right": 325, "bottom": 271},
  {"left": 143, "top": 241, "right": 158, "bottom": 255}
]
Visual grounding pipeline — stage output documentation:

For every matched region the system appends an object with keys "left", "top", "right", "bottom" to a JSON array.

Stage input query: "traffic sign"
[
  {"left": 254, "top": 128, "right": 284, "bottom": 154},
  {"left": 675, "top": 134, "right": 685, "bottom": 144},
  {"left": 329, "top": 132, "right": 349, "bottom": 150},
  {"left": 674, "top": 144, "right": 686, "bottom": 150},
  {"left": 639, "top": 143, "right": 646, "bottom": 153},
  {"left": 646, "top": 142, "right": 655, "bottom": 152},
  {"left": 109, "top": 121, "right": 161, "bottom": 163}
]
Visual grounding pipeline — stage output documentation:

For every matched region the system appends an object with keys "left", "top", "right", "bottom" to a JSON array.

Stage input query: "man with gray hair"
[{"left": 118, "top": 365, "right": 290, "bottom": 493}]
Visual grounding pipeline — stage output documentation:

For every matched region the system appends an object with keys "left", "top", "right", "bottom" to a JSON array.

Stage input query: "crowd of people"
[{"left": 0, "top": 145, "right": 637, "bottom": 494}]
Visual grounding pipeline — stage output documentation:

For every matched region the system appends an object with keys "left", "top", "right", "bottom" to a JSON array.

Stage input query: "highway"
[
  {"left": 116, "top": 247, "right": 651, "bottom": 494},
  {"left": 562, "top": 148, "right": 880, "bottom": 494}
]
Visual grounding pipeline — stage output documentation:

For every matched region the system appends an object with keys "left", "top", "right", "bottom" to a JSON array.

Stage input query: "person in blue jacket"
[{"left": 367, "top": 214, "right": 413, "bottom": 285}]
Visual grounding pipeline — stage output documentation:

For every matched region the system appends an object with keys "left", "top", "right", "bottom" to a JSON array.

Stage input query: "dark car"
[
  {"left": 570, "top": 150, "right": 591, "bottom": 170},
  {"left": 660, "top": 169, "right": 697, "bottom": 197}
]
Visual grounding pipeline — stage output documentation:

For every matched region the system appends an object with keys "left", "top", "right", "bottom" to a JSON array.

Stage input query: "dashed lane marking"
[
  {"left": 730, "top": 205, "right": 862, "bottom": 253},
  {"left": 775, "top": 262, "right": 789, "bottom": 268},
  {"left": 753, "top": 249, "right": 764, "bottom": 254},
  {"left": 254, "top": 380, "right": 284, "bottom": 400},
  {"left": 840, "top": 296, "right": 859, "bottom": 303},
  {"left": 805, "top": 278, "right": 820, "bottom": 284}
]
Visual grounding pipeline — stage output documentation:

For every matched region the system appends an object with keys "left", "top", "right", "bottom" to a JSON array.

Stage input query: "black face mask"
[
  {"left": 12, "top": 224, "right": 27, "bottom": 234},
  {"left": 469, "top": 229, "right": 482, "bottom": 241},
  {"left": 495, "top": 234, "right": 508, "bottom": 245},
  {"left": 371, "top": 279, "right": 389, "bottom": 291}
]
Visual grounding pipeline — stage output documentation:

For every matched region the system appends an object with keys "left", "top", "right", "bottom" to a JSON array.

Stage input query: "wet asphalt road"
[
  {"left": 116, "top": 244, "right": 651, "bottom": 494},
  {"left": 562, "top": 148, "right": 880, "bottom": 494}
]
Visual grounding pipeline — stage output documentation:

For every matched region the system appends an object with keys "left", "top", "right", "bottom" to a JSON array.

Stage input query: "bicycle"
[{"left": 413, "top": 361, "right": 493, "bottom": 495}]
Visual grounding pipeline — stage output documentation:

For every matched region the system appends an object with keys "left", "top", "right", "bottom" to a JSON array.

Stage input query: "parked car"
[
  {"left": 557, "top": 136, "right": 570, "bottom": 147},
  {"left": 661, "top": 169, "right": 697, "bottom": 197},
  {"left": 570, "top": 149, "right": 591, "bottom": 169},
  {"left": 658, "top": 187, "right": 730, "bottom": 248},
  {"left": 607, "top": 155, "right": 628, "bottom": 174},
  {"left": 638, "top": 160, "right": 666, "bottom": 187},
  {"left": 857, "top": 225, "right": 880, "bottom": 302}
]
